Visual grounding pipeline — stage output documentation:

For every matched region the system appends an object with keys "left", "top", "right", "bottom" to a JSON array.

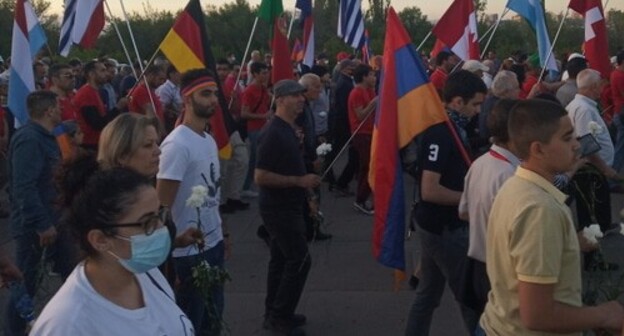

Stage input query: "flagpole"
[
  {"left": 480, "top": 7, "right": 509, "bottom": 59},
  {"left": 104, "top": 0, "right": 136, "bottom": 78},
  {"left": 230, "top": 17, "right": 259, "bottom": 109},
  {"left": 321, "top": 106, "right": 375, "bottom": 180},
  {"left": 117, "top": 0, "right": 158, "bottom": 120},
  {"left": 416, "top": 31, "right": 432, "bottom": 52},
  {"left": 538, "top": 8, "right": 569, "bottom": 83},
  {"left": 478, "top": 8, "right": 509, "bottom": 44},
  {"left": 287, "top": 8, "right": 298, "bottom": 39}
]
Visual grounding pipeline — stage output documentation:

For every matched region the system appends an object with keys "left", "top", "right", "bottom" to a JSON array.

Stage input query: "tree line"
[{"left": 0, "top": 0, "right": 623, "bottom": 67}]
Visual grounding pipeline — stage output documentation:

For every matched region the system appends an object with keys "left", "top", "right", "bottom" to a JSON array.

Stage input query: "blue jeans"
[
  {"left": 244, "top": 130, "right": 260, "bottom": 191},
  {"left": 613, "top": 113, "right": 624, "bottom": 173},
  {"left": 173, "top": 241, "right": 225, "bottom": 336},
  {"left": 405, "top": 226, "right": 479, "bottom": 336},
  {"left": 4, "top": 231, "right": 74, "bottom": 336}
]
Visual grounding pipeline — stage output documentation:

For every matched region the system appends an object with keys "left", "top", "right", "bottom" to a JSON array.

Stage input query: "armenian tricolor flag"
[
  {"left": 369, "top": 7, "right": 448, "bottom": 271},
  {"left": 159, "top": 0, "right": 233, "bottom": 159},
  {"left": 291, "top": 38, "right": 304, "bottom": 62}
]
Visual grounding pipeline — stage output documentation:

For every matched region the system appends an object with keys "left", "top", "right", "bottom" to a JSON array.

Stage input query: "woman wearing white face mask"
[{"left": 30, "top": 158, "right": 194, "bottom": 335}]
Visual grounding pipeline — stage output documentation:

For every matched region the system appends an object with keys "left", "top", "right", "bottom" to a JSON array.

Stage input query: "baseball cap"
[{"left": 273, "top": 79, "right": 306, "bottom": 98}]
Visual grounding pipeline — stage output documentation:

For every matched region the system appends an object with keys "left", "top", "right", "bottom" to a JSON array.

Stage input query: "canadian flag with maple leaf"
[{"left": 431, "top": 0, "right": 480, "bottom": 61}]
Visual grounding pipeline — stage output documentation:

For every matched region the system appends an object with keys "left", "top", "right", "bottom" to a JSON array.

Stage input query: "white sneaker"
[{"left": 241, "top": 190, "right": 259, "bottom": 198}]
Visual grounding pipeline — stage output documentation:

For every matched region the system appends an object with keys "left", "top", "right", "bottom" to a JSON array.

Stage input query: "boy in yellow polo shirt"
[{"left": 480, "top": 99, "right": 624, "bottom": 335}]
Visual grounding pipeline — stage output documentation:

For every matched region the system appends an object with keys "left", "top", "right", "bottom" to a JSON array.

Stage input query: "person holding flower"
[
  {"left": 565, "top": 69, "right": 620, "bottom": 234},
  {"left": 481, "top": 99, "right": 624, "bottom": 335},
  {"left": 156, "top": 69, "right": 229, "bottom": 334}
]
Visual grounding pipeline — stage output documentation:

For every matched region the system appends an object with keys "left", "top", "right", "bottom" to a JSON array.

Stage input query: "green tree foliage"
[{"left": 2, "top": 0, "right": 624, "bottom": 69}]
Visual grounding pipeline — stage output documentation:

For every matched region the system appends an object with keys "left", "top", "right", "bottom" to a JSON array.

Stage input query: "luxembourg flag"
[
  {"left": 432, "top": 0, "right": 480, "bottom": 61},
  {"left": 8, "top": 0, "right": 47, "bottom": 125},
  {"left": 59, "top": 0, "right": 105, "bottom": 57}
]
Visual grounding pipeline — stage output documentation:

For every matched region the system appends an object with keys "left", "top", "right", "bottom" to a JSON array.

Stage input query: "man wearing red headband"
[{"left": 157, "top": 69, "right": 229, "bottom": 334}]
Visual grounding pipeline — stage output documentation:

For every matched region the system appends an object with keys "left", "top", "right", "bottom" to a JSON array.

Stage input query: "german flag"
[{"left": 159, "top": 0, "right": 233, "bottom": 159}]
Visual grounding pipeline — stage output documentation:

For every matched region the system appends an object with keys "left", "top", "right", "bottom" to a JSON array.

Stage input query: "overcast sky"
[{"left": 47, "top": 0, "right": 623, "bottom": 21}]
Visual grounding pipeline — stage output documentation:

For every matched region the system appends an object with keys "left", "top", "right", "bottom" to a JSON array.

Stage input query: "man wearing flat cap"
[{"left": 255, "top": 79, "right": 320, "bottom": 335}]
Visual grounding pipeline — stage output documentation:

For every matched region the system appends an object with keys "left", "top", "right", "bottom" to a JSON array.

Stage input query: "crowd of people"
[{"left": 0, "top": 44, "right": 623, "bottom": 335}]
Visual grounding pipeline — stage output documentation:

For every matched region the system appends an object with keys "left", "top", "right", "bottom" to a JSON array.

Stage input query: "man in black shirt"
[
  {"left": 255, "top": 79, "right": 320, "bottom": 335},
  {"left": 404, "top": 70, "right": 487, "bottom": 336}
]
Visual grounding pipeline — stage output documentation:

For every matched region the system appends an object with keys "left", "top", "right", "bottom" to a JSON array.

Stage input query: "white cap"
[
  {"left": 611, "top": 56, "right": 618, "bottom": 65},
  {"left": 462, "top": 60, "right": 489, "bottom": 73},
  {"left": 568, "top": 52, "right": 585, "bottom": 61}
]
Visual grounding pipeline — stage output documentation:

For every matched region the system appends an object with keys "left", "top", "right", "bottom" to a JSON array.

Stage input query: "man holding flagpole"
[{"left": 405, "top": 70, "right": 486, "bottom": 336}]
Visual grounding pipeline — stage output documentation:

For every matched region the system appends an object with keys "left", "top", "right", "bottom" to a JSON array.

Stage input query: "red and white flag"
[
  {"left": 59, "top": 0, "right": 104, "bottom": 56},
  {"left": 432, "top": 0, "right": 479, "bottom": 61},
  {"left": 569, "top": 0, "right": 610, "bottom": 79}
]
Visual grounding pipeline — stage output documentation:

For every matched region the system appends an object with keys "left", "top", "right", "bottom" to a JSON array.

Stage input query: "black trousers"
[
  {"left": 571, "top": 166, "right": 611, "bottom": 232},
  {"left": 261, "top": 207, "right": 311, "bottom": 320}
]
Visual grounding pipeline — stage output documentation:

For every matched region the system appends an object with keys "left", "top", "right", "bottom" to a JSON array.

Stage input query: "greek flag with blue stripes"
[
  {"left": 59, "top": 0, "right": 77, "bottom": 57},
  {"left": 338, "top": 0, "right": 365, "bottom": 49}
]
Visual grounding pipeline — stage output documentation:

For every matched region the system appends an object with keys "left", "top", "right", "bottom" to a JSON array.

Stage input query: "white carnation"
[
  {"left": 582, "top": 224, "right": 604, "bottom": 245},
  {"left": 588, "top": 121, "right": 604, "bottom": 136},
  {"left": 186, "top": 185, "right": 208, "bottom": 208},
  {"left": 316, "top": 143, "right": 333, "bottom": 156}
]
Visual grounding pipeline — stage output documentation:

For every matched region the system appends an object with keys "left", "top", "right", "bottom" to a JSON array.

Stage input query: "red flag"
[
  {"left": 258, "top": 0, "right": 293, "bottom": 83},
  {"left": 432, "top": 0, "right": 479, "bottom": 61},
  {"left": 369, "top": 7, "right": 449, "bottom": 271},
  {"left": 569, "top": 0, "right": 610, "bottom": 79},
  {"left": 430, "top": 39, "right": 450, "bottom": 58}
]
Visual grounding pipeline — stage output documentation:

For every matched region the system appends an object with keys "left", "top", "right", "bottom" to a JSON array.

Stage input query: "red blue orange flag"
[
  {"left": 291, "top": 38, "right": 304, "bottom": 62},
  {"left": 369, "top": 7, "right": 448, "bottom": 270}
]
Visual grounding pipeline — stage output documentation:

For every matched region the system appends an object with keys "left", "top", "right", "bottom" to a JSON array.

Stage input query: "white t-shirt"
[
  {"left": 30, "top": 263, "right": 194, "bottom": 336},
  {"left": 157, "top": 125, "right": 222, "bottom": 257}
]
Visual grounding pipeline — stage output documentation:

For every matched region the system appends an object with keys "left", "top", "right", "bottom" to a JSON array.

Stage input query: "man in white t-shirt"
[{"left": 157, "top": 69, "right": 229, "bottom": 334}]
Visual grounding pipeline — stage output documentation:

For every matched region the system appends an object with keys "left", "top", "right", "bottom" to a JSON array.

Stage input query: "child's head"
[
  {"left": 62, "top": 120, "right": 83, "bottom": 146},
  {"left": 508, "top": 99, "right": 579, "bottom": 173}
]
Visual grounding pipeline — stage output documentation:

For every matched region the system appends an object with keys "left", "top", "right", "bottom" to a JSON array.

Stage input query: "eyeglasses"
[{"left": 100, "top": 206, "right": 169, "bottom": 236}]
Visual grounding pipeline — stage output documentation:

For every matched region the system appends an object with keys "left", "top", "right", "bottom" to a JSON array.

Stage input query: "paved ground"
[{"left": 1, "top": 175, "right": 623, "bottom": 335}]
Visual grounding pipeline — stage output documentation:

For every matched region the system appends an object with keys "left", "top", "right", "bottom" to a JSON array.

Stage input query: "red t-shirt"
[
  {"left": 520, "top": 74, "right": 538, "bottom": 99},
  {"left": 73, "top": 84, "right": 106, "bottom": 146},
  {"left": 129, "top": 84, "right": 164, "bottom": 121},
  {"left": 430, "top": 68, "right": 448, "bottom": 93},
  {"left": 611, "top": 68, "right": 624, "bottom": 116},
  {"left": 59, "top": 92, "right": 77, "bottom": 121},
  {"left": 348, "top": 86, "right": 376, "bottom": 135},
  {"left": 242, "top": 83, "right": 270, "bottom": 131},
  {"left": 224, "top": 74, "right": 243, "bottom": 119}
]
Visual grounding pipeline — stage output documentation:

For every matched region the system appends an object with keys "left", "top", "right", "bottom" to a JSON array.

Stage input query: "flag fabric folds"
[
  {"left": 369, "top": 7, "right": 449, "bottom": 270},
  {"left": 259, "top": 0, "right": 293, "bottom": 83},
  {"left": 291, "top": 38, "right": 304, "bottom": 62},
  {"left": 159, "top": 0, "right": 233, "bottom": 159},
  {"left": 296, "top": 0, "right": 315, "bottom": 68},
  {"left": 506, "top": 0, "right": 558, "bottom": 72},
  {"left": 8, "top": 0, "right": 47, "bottom": 126},
  {"left": 338, "top": 0, "right": 366, "bottom": 49},
  {"left": 59, "top": 0, "right": 105, "bottom": 57},
  {"left": 569, "top": 0, "right": 610, "bottom": 79},
  {"left": 432, "top": 0, "right": 480, "bottom": 61}
]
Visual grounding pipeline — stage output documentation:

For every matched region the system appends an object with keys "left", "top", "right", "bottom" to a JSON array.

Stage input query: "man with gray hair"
[
  {"left": 297, "top": 73, "right": 332, "bottom": 240},
  {"left": 479, "top": 70, "right": 520, "bottom": 144},
  {"left": 566, "top": 68, "right": 619, "bottom": 233},
  {"left": 556, "top": 56, "right": 587, "bottom": 107}
]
